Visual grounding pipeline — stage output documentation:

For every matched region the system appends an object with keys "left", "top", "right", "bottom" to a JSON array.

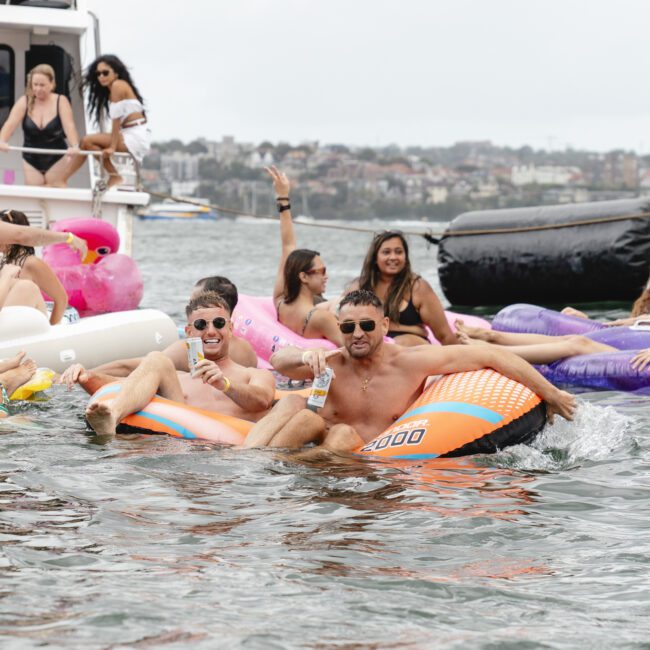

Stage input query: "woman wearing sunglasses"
[
  {"left": 267, "top": 166, "right": 344, "bottom": 346},
  {"left": 351, "top": 230, "right": 456, "bottom": 346},
  {"left": 0, "top": 64, "right": 80, "bottom": 187},
  {"left": 63, "top": 55, "right": 149, "bottom": 188}
]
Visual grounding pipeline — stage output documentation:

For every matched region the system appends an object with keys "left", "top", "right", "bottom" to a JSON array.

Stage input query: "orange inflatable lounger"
[
  {"left": 89, "top": 383, "right": 251, "bottom": 445},
  {"left": 356, "top": 369, "right": 546, "bottom": 460}
]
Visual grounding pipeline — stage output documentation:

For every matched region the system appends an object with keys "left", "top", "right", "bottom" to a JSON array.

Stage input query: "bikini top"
[
  {"left": 22, "top": 95, "right": 65, "bottom": 147},
  {"left": 276, "top": 299, "right": 317, "bottom": 335},
  {"left": 108, "top": 99, "right": 145, "bottom": 124},
  {"left": 398, "top": 296, "right": 422, "bottom": 327}
]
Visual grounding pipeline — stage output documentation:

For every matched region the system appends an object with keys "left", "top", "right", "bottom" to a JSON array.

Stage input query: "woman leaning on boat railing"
[{"left": 0, "top": 56, "right": 149, "bottom": 189}]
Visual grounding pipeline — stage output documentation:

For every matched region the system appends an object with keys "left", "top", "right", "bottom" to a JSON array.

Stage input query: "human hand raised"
[
  {"left": 301, "top": 348, "right": 343, "bottom": 379},
  {"left": 265, "top": 165, "right": 290, "bottom": 198},
  {"left": 65, "top": 233, "right": 88, "bottom": 261},
  {"left": 545, "top": 388, "right": 577, "bottom": 424}
]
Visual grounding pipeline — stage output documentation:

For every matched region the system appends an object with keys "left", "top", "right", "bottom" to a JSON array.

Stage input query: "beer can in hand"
[{"left": 186, "top": 337, "right": 204, "bottom": 376}]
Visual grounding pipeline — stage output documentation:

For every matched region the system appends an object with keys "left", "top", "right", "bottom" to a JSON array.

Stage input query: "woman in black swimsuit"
[
  {"left": 352, "top": 231, "right": 456, "bottom": 346},
  {"left": 0, "top": 64, "right": 79, "bottom": 187},
  {"left": 267, "top": 166, "right": 343, "bottom": 345}
]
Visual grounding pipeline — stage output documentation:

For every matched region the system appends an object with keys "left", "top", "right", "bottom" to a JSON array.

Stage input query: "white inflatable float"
[{"left": 0, "top": 306, "right": 178, "bottom": 372}]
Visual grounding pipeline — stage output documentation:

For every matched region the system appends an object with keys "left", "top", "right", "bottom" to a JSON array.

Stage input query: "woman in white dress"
[{"left": 64, "top": 55, "right": 150, "bottom": 188}]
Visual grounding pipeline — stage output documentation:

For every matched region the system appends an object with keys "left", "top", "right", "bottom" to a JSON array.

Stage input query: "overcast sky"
[{"left": 87, "top": 0, "right": 650, "bottom": 153}]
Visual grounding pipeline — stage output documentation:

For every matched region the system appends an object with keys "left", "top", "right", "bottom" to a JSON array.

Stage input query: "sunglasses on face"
[
  {"left": 338, "top": 319, "right": 377, "bottom": 334},
  {"left": 306, "top": 266, "right": 327, "bottom": 276},
  {"left": 96, "top": 69, "right": 111, "bottom": 78},
  {"left": 192, "top": 317, "right": 228, "bottom": 331}
]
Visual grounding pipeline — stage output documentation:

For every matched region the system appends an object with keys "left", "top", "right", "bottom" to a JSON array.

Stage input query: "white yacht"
[{"left": 0, "top": 0, "right": 149, "bottom": 254}]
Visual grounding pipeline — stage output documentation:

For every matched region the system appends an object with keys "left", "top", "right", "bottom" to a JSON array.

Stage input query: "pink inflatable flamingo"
[{"left": 43, "top": 218, "right": 143, "bottom": 316}]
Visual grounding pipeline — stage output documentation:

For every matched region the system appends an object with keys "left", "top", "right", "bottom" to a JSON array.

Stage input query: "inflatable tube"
[
  {"left": 356, "top": 369, "right": 546, "bottom": 459},
  {"left": 89, "top": 371, "right": 544, "bottom": 457},
  {"left": 0, "top": 306, "right": 50, "bottom": 339},
  {"left": 539, "top": 350, "right": 650, "bottom": 394},
  {"left": 0, "top": 308, "right": 178, "bottom": 373},
  {"left": 492, "top": 303, "right": 650, "bottom": 392},
  {"left": 10, "top": 368, "right": 55, "bottom": 401},
  {"left": 232, "top": 294, "right": 491, "bottom": 364},
  {"left": 438, "top": 197, "right": 650, "bottom": 305},
  {"left": 492, "top": 303, "right": 604, "bottom": 336},
  {"left": 89, "top": 383, "right": 250, "bottom": 445},
  {"left": 493, "top": 304, "right": 650, "bottom": 349},
  {"left": 43, "top": 218, "right": 143, "bottom": 316}
]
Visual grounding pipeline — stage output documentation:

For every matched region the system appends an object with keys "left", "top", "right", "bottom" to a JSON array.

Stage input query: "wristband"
[
  {"left": 277, "top": 204, "right": 291, "bottom": 213},
  {"left": 66, "top": 232, "right": 74, "bottom": 245},
  {"left": 221, "top": 376, "right": 231, "bottom": 393},
  {"left": 276, "top": 196, "right": 290, "bottom": 201},
  {"left": 301, "top": 351, "right": 311, "bottom": 365}
]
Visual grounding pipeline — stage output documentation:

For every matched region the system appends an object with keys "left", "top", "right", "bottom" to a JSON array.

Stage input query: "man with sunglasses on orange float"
[
  {"left": 59, "top": 292, "right": 276, "bottom": 436},
  {"left": 243, "top": 289, "right": 577, "bottom": 453}
]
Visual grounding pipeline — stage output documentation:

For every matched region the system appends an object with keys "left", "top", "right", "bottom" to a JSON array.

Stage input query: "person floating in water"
[
  {"left": 244, "top": 290, "right": 576, "bottom": 454},
  {"left": 59, "top": 292, "right": 279, "bottom": 436}
]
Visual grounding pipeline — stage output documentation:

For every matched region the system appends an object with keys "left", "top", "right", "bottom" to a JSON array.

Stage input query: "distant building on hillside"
[{"left": 511, "top": 164, "right": 581, "bottom": 187}]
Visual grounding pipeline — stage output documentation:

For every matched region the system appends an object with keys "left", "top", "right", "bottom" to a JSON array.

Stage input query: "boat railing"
[
  {"left": 1, "top": 0, "right": 77, "bottom": 8},
  {"left": 5, "top": 145, "right": 141, "bottom": 190}
]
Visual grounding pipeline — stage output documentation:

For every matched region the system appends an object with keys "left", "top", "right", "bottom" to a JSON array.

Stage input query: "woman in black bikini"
[
  {"left": 267, "top": 166, "right": 344, "bottom": 345},
  {"left": 0, "top": 64, "right": 80, "bottom": 187},
  {"left": 352, "top": 231, "right": 456, "bottom": 346}
]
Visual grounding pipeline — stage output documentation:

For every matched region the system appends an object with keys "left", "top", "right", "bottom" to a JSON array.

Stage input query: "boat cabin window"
[
  {"left": 25, "top": 45, "right": 72, "bottom": 99},
  {"left": 0, "top": 45, "right": 15, "bottom": 127}
]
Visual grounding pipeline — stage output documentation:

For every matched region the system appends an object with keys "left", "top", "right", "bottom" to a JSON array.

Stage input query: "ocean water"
[{"left": 0, "top": 219, "right": 649, "bottom": 648}]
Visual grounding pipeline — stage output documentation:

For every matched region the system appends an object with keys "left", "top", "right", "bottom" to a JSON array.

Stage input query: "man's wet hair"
[
  {"left": 185, "top": 291, "right": 231, "bottom": 318},
  {"left": 338, "top": 289, "right": 383, "bottom": 312},
  {"left": 194, "top": 276, "right": 238, "bottom": 311}
]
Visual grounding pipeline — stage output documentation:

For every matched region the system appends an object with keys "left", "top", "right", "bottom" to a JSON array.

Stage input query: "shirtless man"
[
  {"left": 244, "top": 290, "right": 577, "bottom": 452},
  {"left": 60, "top": 292, "right": 276, "bottom": 435},
  {"left": 91, "top": 276, "right": 258, "bottom": 376}
]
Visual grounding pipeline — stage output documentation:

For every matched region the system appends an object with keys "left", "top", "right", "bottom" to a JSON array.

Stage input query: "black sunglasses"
[
  {"left": 192, "top": 317, "right": 228, "bottom": 331},
  {"left": 96, "top": 70, "right": 111, "bottom": 78},
  {"left": 338, "top": 319, "right": 377, "bottom": 334}
]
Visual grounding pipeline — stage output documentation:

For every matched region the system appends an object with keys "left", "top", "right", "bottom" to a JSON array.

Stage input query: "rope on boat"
[
  {"left": 146, "top": 190, "right": 445, "bottom": 242},
  {"left": 146, "top": 190, "right": 650, "bottom": 243}
]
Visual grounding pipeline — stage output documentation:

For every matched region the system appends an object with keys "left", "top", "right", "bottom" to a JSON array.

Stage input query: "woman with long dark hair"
[
  {"left": 64, "top": 54, "right": 149, "bottom": 188},
  {"left": 268, "top": 167, "right": 343, "bottom": 345},
  {"left": 351, "top": 231, "right": 456, "bottom": 346},
  {"left": 0, "top": 210, "right": 69, "bottom": 324}
]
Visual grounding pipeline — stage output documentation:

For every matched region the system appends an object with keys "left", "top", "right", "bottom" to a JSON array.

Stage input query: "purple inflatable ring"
[{"left": 492, "top": 304, "right": 650, "bottom": 392}]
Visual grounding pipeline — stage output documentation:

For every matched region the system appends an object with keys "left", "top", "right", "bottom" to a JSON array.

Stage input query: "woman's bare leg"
[
  {"left": 0, "top": 358, "right": 37, "bottom": 396},
  {"left": 44, "top": 155, "right": 73, "bottom": 188},
  {"left": 473, "top": 335, "right": 616, "bottom": 365},
  {"left": 22, "top": 161, "right": 45, "bottom": 187},
  {"left": 455, "top": 319, "right": 573, "bottom": 345},
  {"left": 0, "top": 351, "right": 26, "bottom": 374},
  {"left": 85, "top": 352, "right": 184, "bottom": 436},
  {"left": 3, "top": 279, "right": 47, "bottom": 315}
]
